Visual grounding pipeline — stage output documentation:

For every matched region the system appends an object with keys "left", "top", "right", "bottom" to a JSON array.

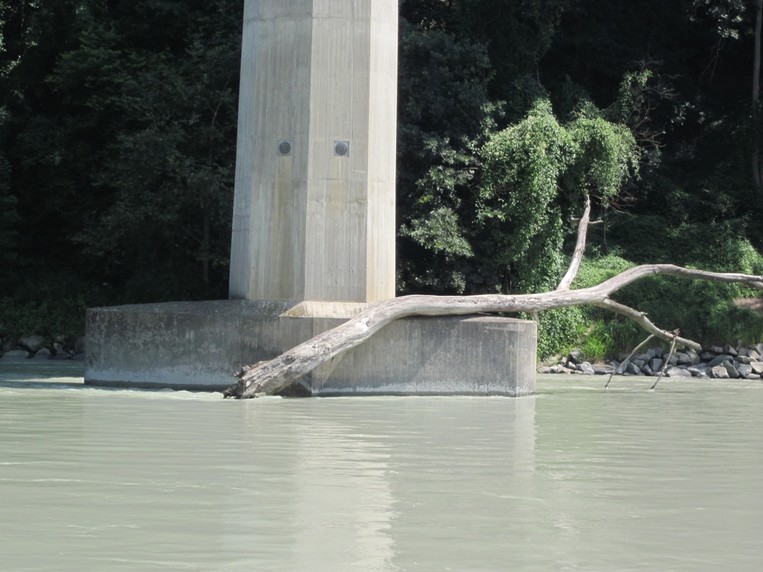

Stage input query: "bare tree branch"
[
  {"left": 557, "top": 195, "right": 591, "bottom": 290},
  {"left": 226, "top": 264, "right": 763, "bottom": 398}
]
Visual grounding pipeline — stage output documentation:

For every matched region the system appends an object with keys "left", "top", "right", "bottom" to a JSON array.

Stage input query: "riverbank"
[
  {"left": 0, "top": 333, "right": 86, "bottom": 362},
  {"left": 541, "top": 342, "right": 763, "bottom": 380}
]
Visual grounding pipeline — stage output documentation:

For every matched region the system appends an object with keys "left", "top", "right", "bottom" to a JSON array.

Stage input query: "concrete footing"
[{"left": 85, "top": 300, "right": 537, "bottom": 396}]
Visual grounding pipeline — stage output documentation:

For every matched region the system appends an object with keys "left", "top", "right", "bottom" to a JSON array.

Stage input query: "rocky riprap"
[
  {"left": 0, "top": 334, "right": 85, "bottom": 361},
  {"left": 539, "top": 343, "right": 763, "bottom": 380}
]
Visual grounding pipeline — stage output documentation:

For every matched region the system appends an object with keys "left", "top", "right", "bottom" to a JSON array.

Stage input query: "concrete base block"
[{"left": 85, "top": 300, "right": 536, "bottom": 396}]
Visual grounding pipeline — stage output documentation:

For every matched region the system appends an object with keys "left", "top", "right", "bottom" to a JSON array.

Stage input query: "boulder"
[
  {"left": 626, "top": 362, "right": 642, "bottom": 375},
  {"left": 723, "top": 344, "right": 738, "bottom": 356},
  {"left": 722, "top": 361, "right": 740, "bottom": 378},
  {"left": 711, "top": 365, "right": 730, "bottom": 379},
  {"left": 1, "top": 349, "right": 30, "bottom": 361},
  {"left": 736, "top": 355, "right": 752, "bottom": 364},
  {"left": 708, "top": 354, "right": 733, "bottom": 368},
  {"left": 686, "top": 350, "right": 701, "bottom": 365},
  {"left": 748, "top": 349, "right": 761, "bottom": 361},
  {"left": 737, "top": 363, "right": 753, "bottom": 378},
  {"left": 641, "top": 364, "right": 654, "bottom": 376},
  {"left": 666, "top": 366, "right": 693, "bottom": 378},
  {"left": 649, "top": 358, "right": 664, "bottom": 372},
  {"left": 32, "top": 348, "right": 51, "bottom": 360},
  {"left": 700, "top": 351, "right": 717, "bottom": 362},
  {"left": 19, "top": 335, "right": 45, "bottom": 353},
  {"left": 593, "top": 364, "right": 616, "bottom": 375},
  {"left": 709, "top": 345, "right": 725, "bottom": 354},
  {"left": 578, "top": 362, "right": 596, "bottom": 375},
  {"left": 674, "top": 352, "right": 691, "bottom": 365},
  {"left": 750, "top": 361, "right": 763, "bottom": 375},
  {"left": 688, "top": 364, "right": 710, "bottom": 376}
]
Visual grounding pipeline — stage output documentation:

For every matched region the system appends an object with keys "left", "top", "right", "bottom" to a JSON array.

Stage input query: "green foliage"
[
  {"left": 397, "top": 21, "right": 501, "bottom": 293},
  {"left": 612, "top": 225, "right": 763, "bottom": 345},
  {"left": 1, "top": 0, "right": 241, "bottom": 303},
  {"left": 477, "top": 99, "right": 638, "bottom": 294},
  {"left": 572, "top": 253, "right": 634, "bottom": 289},
  {"left": 535, "top": 306, "right": 587, "bottom": 361}
]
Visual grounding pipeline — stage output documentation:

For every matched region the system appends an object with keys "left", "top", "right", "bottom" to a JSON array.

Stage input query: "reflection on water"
[{"left": 1, "top": 365, "right": 762, "bottom": 571}]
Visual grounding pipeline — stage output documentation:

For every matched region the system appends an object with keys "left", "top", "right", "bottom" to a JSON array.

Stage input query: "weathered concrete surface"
[
  {"left": 85, "top": 301, "right": 536, "bottom": 396},
  {"left": 229, "top": 0, "right": 397, "bottom": 302}
]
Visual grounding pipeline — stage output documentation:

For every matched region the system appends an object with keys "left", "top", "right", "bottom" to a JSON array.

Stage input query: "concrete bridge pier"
[{"left": 85, "top": 0, "right": 537, "bottom": 396}]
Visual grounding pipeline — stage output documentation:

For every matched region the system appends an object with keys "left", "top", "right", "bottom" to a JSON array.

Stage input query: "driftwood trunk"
[{"left": 225, "top": 264, "right": 763, "bottom": 398}]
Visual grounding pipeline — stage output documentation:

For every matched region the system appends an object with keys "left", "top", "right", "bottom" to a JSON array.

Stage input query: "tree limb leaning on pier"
[{"left": 224, "top": 262, "right": 763, "bottom": 399}]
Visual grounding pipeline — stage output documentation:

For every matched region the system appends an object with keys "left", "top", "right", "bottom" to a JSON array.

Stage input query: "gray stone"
[
  {"left": 674, "top": 352, "right": 691, "bottom": 365},
  {"left": 700, "top": 351, "right": 717, "bottom": 362},
  {"left": 737, "top": 347, "right": 750, "bottom": 357},
  {"left": 686, "top": 350, "right": 701, "bottom": 365},
  {"left": 632, "top": 358, "right": 646, "bottom": 368},
  {"left": 652, "top": 347, "right": 664, "bottom": 358},
  {"left": 625, "top": 362, "right": 642, "bottom": 375},
  {"left": 709, "top": 345, "right": 725, "bottom": 354},
  {"left": 748, "top": 373, "right": 761, "bottom": 380},
  {"left": 750, "top": 361, "right": 763, "bottom": 375},
  {"left": 1, "top": 349, "right": 30, "bottom": 361},
  {"left": 641, "top": 364, "right": 654, "bottom": 376},
  {"left": 723, "top": 361, "right": 740, "bottom": 378},
  {"left": 649, "top": 358, "right": 664, "bottom": 372},
  {"left": 711, "top": 365, "right": 730, "bottom": 379},
  {"left": 644, "top": 348, "right": 657, "bottom": 360},
  {"left": 736, "top": 355, "right": 752, "bottom": 364},
  {"left": 19, "top": 335, "right": 45, "bottom": 353},
  {"left": 694, "top": 370, "right": 709, "bottom": 379},
  {"left": 568, "top": 350, "right": 584, "bottom": 365},
  {"left": 708, "top": 354, "right": 733, "bottom": 368},
  {"left": 666, "top": 366, "right": 693, "bottom": 378},
  {"left": 32, "top": 348, "right": 51, "bottom": 360},
  {"left": 593, "top": 364, "right": 615, "bottom": 375},
  {"left": 578, "top": 362, "right": 595, "bottom": 375},
  {"left": 688, "top": 364, "right": 709, "bottom": 376},
  {"left": 667, "top": 354, "right": 678, "bottom": 366},
  {"left": 723, "top": 344, "right": 738, "bottom": 356},
  {"left": 748, "top": 349, "right": 761, "bottom": 361},
  {"left": 737, "top": 364, "right": 753, "bottom": 378}
]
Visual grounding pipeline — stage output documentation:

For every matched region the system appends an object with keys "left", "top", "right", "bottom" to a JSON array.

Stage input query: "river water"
[{"left": 1, "top": 362, "right": 762, "bottom": 571}]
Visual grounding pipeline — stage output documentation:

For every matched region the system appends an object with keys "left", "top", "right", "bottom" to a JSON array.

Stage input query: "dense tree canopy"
[{"left": 2, "top": 0, "right": 763, "bottom": 355}]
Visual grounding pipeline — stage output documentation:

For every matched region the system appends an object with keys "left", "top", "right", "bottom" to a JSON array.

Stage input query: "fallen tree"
[
  {"left": 224, "top": 195, "right": 763, "bottom": 398},
  {"left": 224, "top": 265, "right": 763, "bottom": 398}
]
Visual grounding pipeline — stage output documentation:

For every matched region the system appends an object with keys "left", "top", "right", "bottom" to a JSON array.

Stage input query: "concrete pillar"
[{"left": 229, "top": 0, "right": 398, "bottom": 303}]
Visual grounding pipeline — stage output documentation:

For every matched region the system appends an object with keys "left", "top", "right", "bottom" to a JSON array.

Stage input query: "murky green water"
[{"left": 1, "top": 363, "right": 762, "bottom": 571}]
